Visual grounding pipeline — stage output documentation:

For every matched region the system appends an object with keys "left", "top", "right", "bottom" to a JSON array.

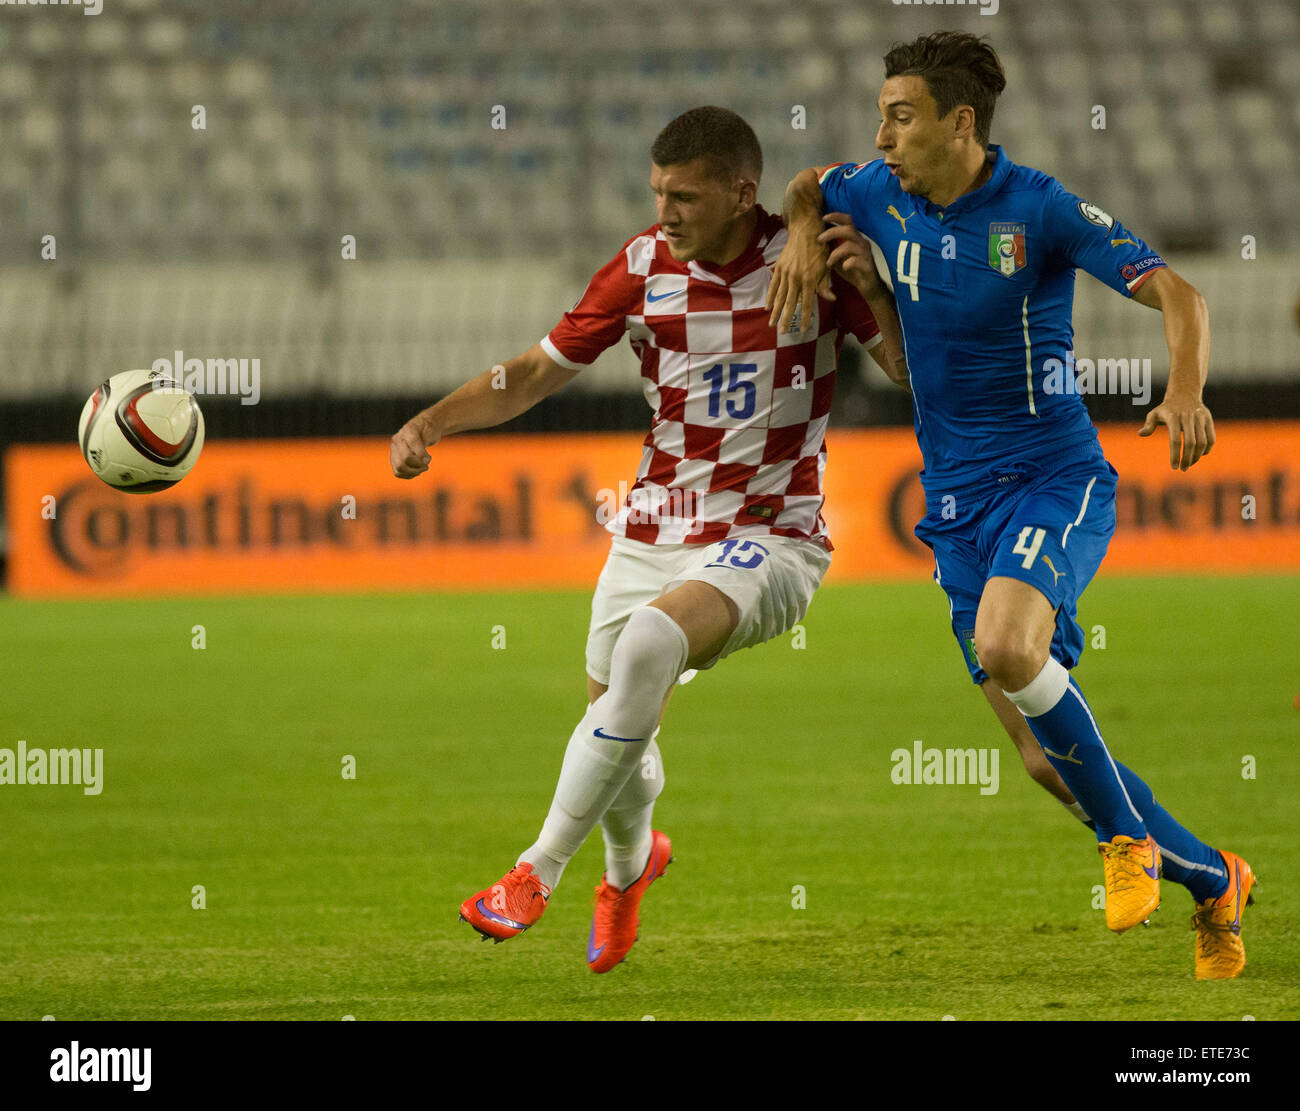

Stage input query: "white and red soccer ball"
[{"left": 78, "top": 369, "right": 205, "bottom": 494}]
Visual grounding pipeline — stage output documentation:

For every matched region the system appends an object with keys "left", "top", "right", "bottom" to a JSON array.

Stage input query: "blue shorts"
[{"left": 913, "top": 442, "right": 1118, "bottom": 685}]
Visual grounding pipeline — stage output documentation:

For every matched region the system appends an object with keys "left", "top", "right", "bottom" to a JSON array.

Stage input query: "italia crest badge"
[{"left": 988, "top": 222, "right": 1027, "bottom": 276}]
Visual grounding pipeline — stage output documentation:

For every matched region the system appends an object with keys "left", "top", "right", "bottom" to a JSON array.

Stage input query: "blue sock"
[
  {"left": 1110, "top": 760, "right": 1228, "bottom": 902},
  {"left": 1007, "top": 667, "right": 1146, "bottom": 843}
]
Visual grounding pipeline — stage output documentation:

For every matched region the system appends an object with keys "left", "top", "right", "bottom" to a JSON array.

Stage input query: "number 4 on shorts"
[{"left": 1012, "top": 526, "right": 1045, "bottom": 569}]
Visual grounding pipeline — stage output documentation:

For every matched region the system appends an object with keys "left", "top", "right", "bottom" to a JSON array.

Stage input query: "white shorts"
[{"left": 585, "top": 534, "right": 833, "bottom": 685}]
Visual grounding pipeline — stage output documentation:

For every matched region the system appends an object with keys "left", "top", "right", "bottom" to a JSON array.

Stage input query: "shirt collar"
[{"left": 688, "top": 205, "right": 779, "bottom": 284}]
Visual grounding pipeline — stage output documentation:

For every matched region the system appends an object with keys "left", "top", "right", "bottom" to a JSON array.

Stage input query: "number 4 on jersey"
[
  {"left": 895, "top": 240, "right": 921, "bottom": 301},
  {"left": 1012, "top": 526, "right": 1045, "bottom": 569}
]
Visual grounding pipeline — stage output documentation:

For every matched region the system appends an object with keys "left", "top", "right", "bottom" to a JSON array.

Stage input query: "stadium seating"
[{"left": 0, "top": 0, "right": 1294, "bottom": 396}]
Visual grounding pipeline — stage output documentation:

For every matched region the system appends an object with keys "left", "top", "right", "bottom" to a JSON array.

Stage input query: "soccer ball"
[{"left": 77, "top": 369, "right": 205, "bottom": 494}]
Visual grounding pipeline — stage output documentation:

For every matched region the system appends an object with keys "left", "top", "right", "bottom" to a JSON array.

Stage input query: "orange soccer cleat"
[
  {"left": 1099, "top": 833, "right": 1161, "bottom": 933},
  {"left": 587, "top": 830, "right": 673, "bottom": 973},
  {"left": 459, "top": 862, "right": 551, "bottom": 943},
  {"left": 1192, "top": 850, "right": 1257, "bottom": 980}
]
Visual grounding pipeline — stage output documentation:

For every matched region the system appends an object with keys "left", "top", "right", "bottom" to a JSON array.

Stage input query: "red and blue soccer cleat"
[
  {"left": 587, "top": 830, "right": 673, "bottom": 973},
  {"left": 459, "top": 861, "right": 551, "bottom": 943}
]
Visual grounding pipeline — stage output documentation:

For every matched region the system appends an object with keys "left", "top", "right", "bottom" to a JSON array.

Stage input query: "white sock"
[
  {"left": 519, "top": 608, "right": 688, "bottom": 892},
  {"left": 602, "top": 734, "right": 665, "bottom": 890}
]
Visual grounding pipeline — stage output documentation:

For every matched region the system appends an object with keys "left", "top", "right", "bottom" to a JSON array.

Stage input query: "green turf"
[{"left": 1, "top": 576, "right": 1296, "bottom": 1020}]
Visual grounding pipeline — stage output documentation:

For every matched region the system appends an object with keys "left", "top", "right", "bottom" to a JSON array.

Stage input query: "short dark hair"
[
  {"left": 883, "top": 31, "right": 1007, "bottom": 146},
  {"left": 650, "top": 106, "right": 762, "bottom": 183}
]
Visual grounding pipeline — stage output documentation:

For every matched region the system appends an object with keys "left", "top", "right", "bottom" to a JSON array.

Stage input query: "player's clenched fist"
[{"left": 390, "top": 417, "right": 439, "bottom": 479}]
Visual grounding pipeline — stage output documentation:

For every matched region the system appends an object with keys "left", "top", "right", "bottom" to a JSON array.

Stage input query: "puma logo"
[
  {"left": 1042, "top": 743, "right": 1084, "bottom": 765},
  {"left": 1042, "top": 556, "right": 1065, "bottom": 585},
  {"left": 888, "top": 204, "right": 911, "bottom": 232},
  {"left": 1110, "top": 237, "right": 1137, "bottom": 247}
]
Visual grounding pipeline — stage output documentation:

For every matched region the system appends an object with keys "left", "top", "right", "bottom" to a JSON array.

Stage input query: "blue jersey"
[{"left": 819, "top": 146, "right": 1166, "bottom": 500}]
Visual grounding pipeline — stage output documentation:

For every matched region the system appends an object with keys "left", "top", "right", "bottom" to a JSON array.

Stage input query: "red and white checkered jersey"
[{"left": 540, "top": 205, "right": 881, "bottom": 549}]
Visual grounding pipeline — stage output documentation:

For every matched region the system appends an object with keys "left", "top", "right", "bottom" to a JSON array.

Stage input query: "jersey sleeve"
[
  {"left": 1040, "top": 180, "right": 1167, "bottom": 296},
  {"left": 830, "top": 272, "right": 882, "bottom": 348},
  {"left": 818, "top": 162, "right": 859, "bottom": 217},
  {"left": 541, "top": 239, "right": 644, "bottom": 369},
  {"left": 818, "top": 161, "right": 888, "bottom": 242}
]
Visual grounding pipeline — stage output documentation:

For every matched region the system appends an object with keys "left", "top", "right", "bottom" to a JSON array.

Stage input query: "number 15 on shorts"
[{"left": 704, "top": 539, "right": 769, "bottom": 569}]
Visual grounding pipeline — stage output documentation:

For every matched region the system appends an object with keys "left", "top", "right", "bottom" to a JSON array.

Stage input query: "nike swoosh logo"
[
  {"left": 593, "top": 727, "right": 642, "bottom": 742},
  {"left": 475, "top": 899, "right": 526, "bottom": 931},
  {"left": 1134, "top": 838, "right": 1160, "bottom": 880},
  {"left": 587, "top": 922, "right": 605, "bottom": 963},
  {"left": 645, "top": 288, "right": 684, "bottom": 304}
]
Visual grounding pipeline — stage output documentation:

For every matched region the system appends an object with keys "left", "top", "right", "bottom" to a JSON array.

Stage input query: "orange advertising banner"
[{"left": 5, "top": 421, "right": 1299, "bottom": 597}]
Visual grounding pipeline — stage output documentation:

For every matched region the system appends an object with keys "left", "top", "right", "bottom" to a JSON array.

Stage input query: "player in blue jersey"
[{"left": 767, "top": 31, "right": 1255, "bottom": 979}]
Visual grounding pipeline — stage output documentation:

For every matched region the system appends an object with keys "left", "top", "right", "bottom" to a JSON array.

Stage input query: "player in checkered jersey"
[{"left": 390, "top": 106, "right": 906, "bottom": 972}]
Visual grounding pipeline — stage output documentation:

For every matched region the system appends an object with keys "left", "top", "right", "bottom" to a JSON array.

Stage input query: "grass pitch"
[{"left": 1, "top": 576, "right": 1296, "bottom": 1020}]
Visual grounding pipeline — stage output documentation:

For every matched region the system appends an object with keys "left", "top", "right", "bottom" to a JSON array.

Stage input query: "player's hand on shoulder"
[
  {"left": 390, "top": 416, "right": 438, "bottom": 479},
  {"left": 1139, "top": 392, "right": 1215, "bottom": 471},
  {"left": 767, "top": 214, "right": 834, "bottom": 335},
  {"left": 818, "top": 213, "right": 882, "bottom": 299}
]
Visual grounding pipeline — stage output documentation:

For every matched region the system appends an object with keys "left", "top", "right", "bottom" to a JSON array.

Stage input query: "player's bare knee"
[{"left": 976, "top": 632, "right": 1046, "bottom": 691}]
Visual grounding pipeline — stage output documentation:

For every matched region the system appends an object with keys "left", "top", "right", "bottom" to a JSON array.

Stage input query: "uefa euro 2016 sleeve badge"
[{"left": 988, "top": 222, "right": 1027, "bottom": 277}]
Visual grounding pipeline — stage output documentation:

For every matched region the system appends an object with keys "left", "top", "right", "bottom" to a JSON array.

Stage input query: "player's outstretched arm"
[
  {"left": 390, "top": 344, "right": 578, "bottom": 479},
  {"left": 1133, "top": 267, "right": 1214, "bottom": 471},
  {"left": 767, "top": 167, "right": 834, "bottom": 334}
]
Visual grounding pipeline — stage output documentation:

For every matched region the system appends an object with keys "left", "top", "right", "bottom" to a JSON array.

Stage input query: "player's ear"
[
  {"left": 951, "top": 104, "right": 977, "bottom": 141},
  {"left": 736, "top": 177, "right": 758, "bottom": 213}
]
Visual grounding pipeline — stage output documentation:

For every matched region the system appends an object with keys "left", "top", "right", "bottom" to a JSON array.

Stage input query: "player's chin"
[{"left": 663, "top": 234, "right": 692, "bottom": 259}]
